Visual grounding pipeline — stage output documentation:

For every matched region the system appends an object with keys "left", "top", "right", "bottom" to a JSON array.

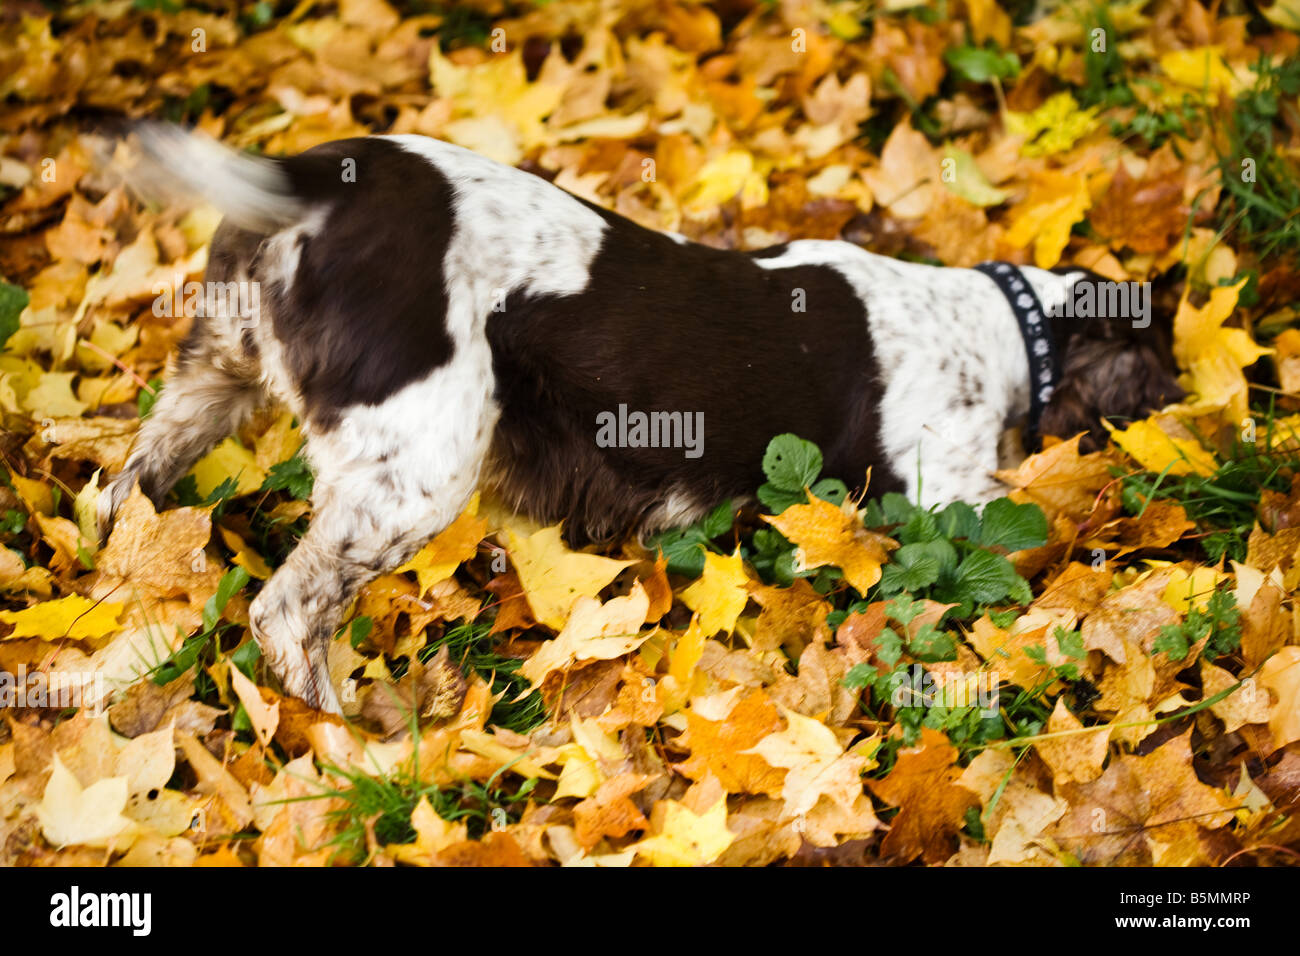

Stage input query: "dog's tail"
[{"left": 123, "top": 124, "right": 305, "bottom": 233}]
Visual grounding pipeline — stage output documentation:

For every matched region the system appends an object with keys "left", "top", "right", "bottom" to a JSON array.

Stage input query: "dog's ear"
[{"left": 1039, "top": 324, "right": 1184, "bottom": 452}]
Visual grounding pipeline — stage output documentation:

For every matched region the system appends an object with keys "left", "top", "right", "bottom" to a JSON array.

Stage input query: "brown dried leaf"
[{"left": 866, "top": 728, "right": 979, "bottom": 865}]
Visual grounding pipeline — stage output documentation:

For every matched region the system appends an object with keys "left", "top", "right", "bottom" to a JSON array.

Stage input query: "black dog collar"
[{"left": 973, "top": 261, "right": 1061, "bottom": 451}]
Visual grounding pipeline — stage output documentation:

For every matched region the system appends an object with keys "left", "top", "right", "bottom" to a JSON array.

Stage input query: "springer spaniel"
[{"left": 98, "top": 128, "right": 1181, "bottom": 711}]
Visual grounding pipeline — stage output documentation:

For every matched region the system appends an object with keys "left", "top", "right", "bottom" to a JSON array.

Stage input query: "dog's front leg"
[
  {"left": 247, "top": 514, "right": 358, "bottom": 715},
  {"left": 250, "top": 413, "right": 488, "bottom": 712},
  {"left": 250, "top": 484, "right": 475, "bottom": 712}
]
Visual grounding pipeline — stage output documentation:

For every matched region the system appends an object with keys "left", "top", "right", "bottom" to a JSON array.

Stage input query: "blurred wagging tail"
[{"left": 99, "top": 127, "right": 1181, "bottom": 711}]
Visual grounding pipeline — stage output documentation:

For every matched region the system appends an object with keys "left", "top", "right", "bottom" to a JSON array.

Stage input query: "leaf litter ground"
[{"left": 2, "top": 0, "right": 1300, "bottom": 866}]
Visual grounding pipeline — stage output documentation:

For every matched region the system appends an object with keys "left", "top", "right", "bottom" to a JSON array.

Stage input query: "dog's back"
[{"left": 126, "top": 129, "right": 915, "bottom": 543}]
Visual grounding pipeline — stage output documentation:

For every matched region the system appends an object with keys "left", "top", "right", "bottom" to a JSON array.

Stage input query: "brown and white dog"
[{"left": 98, "top": 127, "right": 1181, "bottom": 711}]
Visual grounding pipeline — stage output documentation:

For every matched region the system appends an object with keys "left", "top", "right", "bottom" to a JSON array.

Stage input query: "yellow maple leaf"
[
  {"left": 7, "top": 470, "right": 53, "bottom": 516},
  {"left": 682, "top": 149, "right": 768, "bottom": 216},
  {"left": 23, "top": 371, "right": 87, "bottom": 419},
  {"left": 745, "top": 705, "right": 868, "bottom": 817},
  {"left": 253, "top": 410, "right": 302, "bottom": 471},
  {"left": 1005, "top": 93, "right": 1099, "bottom": 157},
  {"left": 520, "top": 581, "right": 651, "bottom": 689},
  {"left": 506, "top": 524, "right": 632, "bottom": 630},
  {"left": 679, "top": 549, "right": 751, "bottom": 636},
  {"left": 554, "top": 744, "right": 603, "bottom": 801},
  {"left": 994, "top": 433, "right": 1117, "bottom": 521},
  {"left": 1161, "top": 565, "right": 1230, "bottom": 615},
  {"left": 429, "top": 47, "right": 566, "bottom": 164},
  {"left": 76, "top": 319, "right": 137, "bottom": 372},
  {"left": 1172, "top": 278, "right": 1270, "bottom": 423},
  {"left": 554, "top": 715, "right": 626, "bottom": 799},
  {"left": 5, "top": 304, "right": 73, "bottom": 364},
  {"left": 660, "top": 614, "right": 707, "bottom": 714},
  {"left": 389, "top": 795, "right": 469, "bottom": 866},
  {"left": 218, "top": 526, "right": 272, "bottom": 581},
  {"left": 632, "top": 795, "right": 734, "bottom": 866},
  {"left": 1004, "top": 170, "right": 1091, "bottom": 268},
  {"left": 188, "top": 437, "right": 267, "bottom": 499},
  {"left": 763, "top": 496, "right": 896, "bottom": 596},
  {"left": 397, "top": 495, "right": 487, "bottom": 596},
  {"left": 940, "top": 146, "right": 1008, "bottom": 208},
  {"left": 1159, "top": 46, "right": 1249, "bottom": 98},
  {"left": 1103, "top": 418, "right": 1217, "bottom": 477},
  {"left": 0, "top": 593, "right": 123, "bottom": 641}
]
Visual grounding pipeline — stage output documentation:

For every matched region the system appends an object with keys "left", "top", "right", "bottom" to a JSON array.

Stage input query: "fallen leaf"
[
  {"left": 1089, "top": 160, "right": 1188, "bottom": 255},
  {"left": 389, "top": 795, "right": 469, "bottom": 865},
  {"left": 1050, "top": 731, "right": 1235, "bottom": 865},
  {"left": 0, "top": 594, "right": 123, "bottom": 641},
  {"left": 520, "top": 581, "right": 651, "bottom": 689},
  {"left": 1003, "top": 169, "right": 1092, "bottom": 268},
  {"left": 1173, "top": 278, "right": 1269, "bottom": 423},
  {"left": 573, "top": 772, "right": 654, "bottom": 848},
  {"left": 1034, "top": 697, "right": 1110, "bottom": 786},
  {"left": 866, "top": 728, "right": 978, "bottom": 864},
  {"left": 507, "top": 524, "right": 632, "bottom": 630},
  {"left": 1259, "top": 646, "right": 1300, "bottom": 750},
  {"left": 677, "top": 690, "right": 787, "bottom": 797},
  {"left": 36, "top": 754, "right": 134, "bottom": 848},
  {"left": 1201, "top": 659, "right": 1270, "bottom": 733},
  {"left": 631, "top": 793, "right": 734, "bottom": 866},
  {"left": 229, "top": 664, "right": 280, "bottom": 748},
  {"left": 397, "top": 499, "right": 487, "bottom": 596},
  {"left": 1105, "top": 417, "right": 1218, "bottom": 477},
  {"left": 745, "top": 704, "right": 868, "bottom": 818},
  {"left": 764, "top": 495, "right": 896, "bottom": 596},
  {"left": 679, "top": 549, "right": 751, "bottom": 636}
]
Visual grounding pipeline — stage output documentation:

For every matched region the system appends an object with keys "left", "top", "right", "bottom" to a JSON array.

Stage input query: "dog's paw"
[
  {"left": 249, "top": 590, "right": 343, "bottom": 715},
  {"left": 302, "top": 659, "right": 343, "bottom": 715},
  {"left": 271, "top": 646, "right": 342, "bottom": 714}
]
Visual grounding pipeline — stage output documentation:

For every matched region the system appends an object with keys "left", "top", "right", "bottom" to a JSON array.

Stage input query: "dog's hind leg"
[
  {"left": 98, "top": 344, "right": 261, "bottom": 540},
  {"left": 98, "top": 218, "right": 267, "bottom": 540}
]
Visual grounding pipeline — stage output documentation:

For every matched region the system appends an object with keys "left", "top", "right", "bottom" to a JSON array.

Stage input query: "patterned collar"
[{"left": 973, "top": 261, "right": 1061, "bottom": 451}]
